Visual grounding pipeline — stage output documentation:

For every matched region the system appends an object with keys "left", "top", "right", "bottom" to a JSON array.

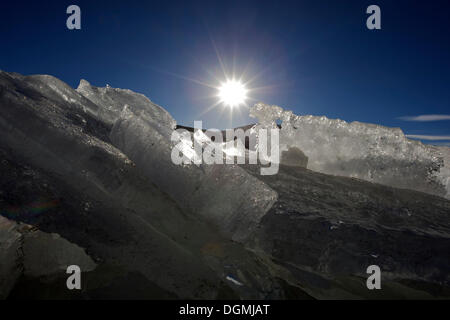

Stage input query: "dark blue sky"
[{"left": 1, "top": 0, "right": 449, "bottom": 144}]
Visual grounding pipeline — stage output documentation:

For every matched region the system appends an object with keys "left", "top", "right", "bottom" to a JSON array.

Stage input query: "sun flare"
[{"left": 218, "top": 80, "right": 247, "bottom": 108}]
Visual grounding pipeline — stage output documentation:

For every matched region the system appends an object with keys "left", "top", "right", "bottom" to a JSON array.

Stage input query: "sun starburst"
[{"left": 217, "top": 80, "right": 247, "bottom": 108}]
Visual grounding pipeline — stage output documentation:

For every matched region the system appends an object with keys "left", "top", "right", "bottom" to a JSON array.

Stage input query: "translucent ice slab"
[{"left": 250, "top": 103, "right": 450, "bottom": 199}]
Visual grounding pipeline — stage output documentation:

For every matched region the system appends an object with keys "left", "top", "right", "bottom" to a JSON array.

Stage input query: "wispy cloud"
[
  {"left": 399, "top": 114, "right": 450, "bottom": 121},
  {"left": 406, "top": 135, "right": 450, "bottom": 141}
]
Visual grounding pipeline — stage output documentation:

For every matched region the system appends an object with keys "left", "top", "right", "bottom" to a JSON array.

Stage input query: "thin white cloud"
[
  {"left": 406, "top": 135, "right": 450, "bottom": 141},
  {"left": 399, "top": 114, "right": 450, "bottom": 121}
]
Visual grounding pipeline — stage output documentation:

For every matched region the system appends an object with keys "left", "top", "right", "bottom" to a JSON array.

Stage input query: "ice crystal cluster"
[{"left": 250, "top": 103, "right": 450, "bottom": 199}]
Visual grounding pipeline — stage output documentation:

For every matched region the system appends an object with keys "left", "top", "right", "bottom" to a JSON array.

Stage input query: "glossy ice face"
[{"left": 250, "top": 102, "right": 450, "bottom": 199}]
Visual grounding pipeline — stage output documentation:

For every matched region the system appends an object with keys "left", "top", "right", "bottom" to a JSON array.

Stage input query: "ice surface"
[
  {"left": 1, "top": 71, "right": 450, "bottom": 298},
  {"left": 250, "top": 103, "right": 450, "bottom": 198},
  {"left": 77, "top": 79, "right": 176, "bottom": 130},
  {"left": 242, "top": 162, "right": 450, "bottom": 289},
  {"left": 22, "top": 231, "right": 96, "bottom": 278},
  {"left": 1, "top": 72, "right": 275, "bottom": 298},
  {"left": 0, "top": 216, "right": 22, "bottom": 299},
  {"left": 437, "top": 147, "right": 450, "bottom": 199},
  {"left": 0, "top": 216, "right": 96, "bottom": 298},
  {"left": 0, "top": 70, "right": 276, "bottom": 243},
  {"left": 110, "top": 104, "right": 278, "bottom": 241}
]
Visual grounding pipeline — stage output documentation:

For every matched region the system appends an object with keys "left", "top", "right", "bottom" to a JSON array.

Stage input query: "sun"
[{"left": 218, "top": 80, "right": 247, "bottom": 108}]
